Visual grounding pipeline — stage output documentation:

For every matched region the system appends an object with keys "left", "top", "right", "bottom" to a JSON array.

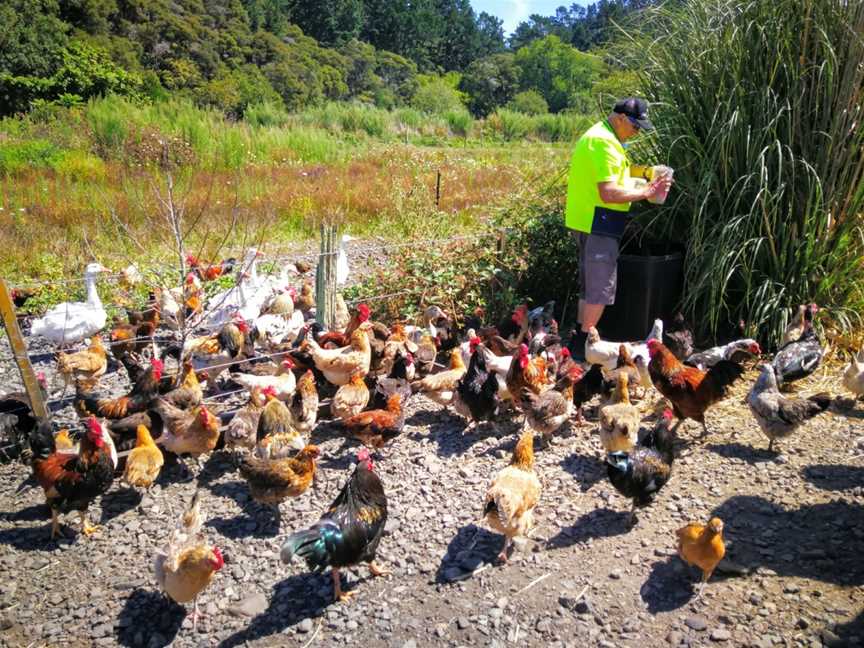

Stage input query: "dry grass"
[{"left": 0, "top": 143, "right": 567, "bottom": 282}]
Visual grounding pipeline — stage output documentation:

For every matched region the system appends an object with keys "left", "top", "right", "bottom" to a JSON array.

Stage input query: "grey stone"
[
  {"left": 667, "top": 630, "right": 683, "bottom": 644},
  {"left": 297, "top": 618, "right": 314, "bottom": 633},
  {"left": 457, "top": 617, "right": 470, "bottom": 630},
  {"left": 684, "top": 615, "right": 708, "bottom": 631},
  {"left": 710, "top": 628, "right": 731, "bottom": 641},
  {"left": 227, "top": 592, "right": 267, "bottom": 617}
]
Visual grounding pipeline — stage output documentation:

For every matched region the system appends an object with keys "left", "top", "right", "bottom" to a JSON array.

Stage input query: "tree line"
[{"left": 0, "top": 0, "right": 649, "bottom": 118}]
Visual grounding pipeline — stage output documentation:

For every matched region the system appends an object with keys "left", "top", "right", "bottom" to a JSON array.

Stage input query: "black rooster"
[
  {"left": 572, "top": 364, "right": 609, "bottom": 424},
  {"left": 663, "top": 312, "right": 694, "bottom": 361},
  {"left": 453, "top": 342, "right": 500, "bottom": 429},
  {"left": 281, "top": 449, "right": 388, "bottom": 602},
  {"left": 606, "top": 410, "right": 676, "bottom": 525},
  {"left": 371, "top": 350, "right": 413, "bottom": 410}
]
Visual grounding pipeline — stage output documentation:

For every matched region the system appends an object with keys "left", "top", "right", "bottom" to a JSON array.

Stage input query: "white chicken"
[
  {"left": 585, "top": 319, "right": 662, "bottom": 372},
  {"left": 229, "top": 359, "right": 297, "bottom": 401}
]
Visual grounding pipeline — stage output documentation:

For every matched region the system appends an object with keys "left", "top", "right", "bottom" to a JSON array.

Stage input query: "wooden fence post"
[
  {"left": 316, "top": 223, "right": 338, "bottom": 330},
  {"left": 0, "top": 279, "right": 48, "bottom": 420}
]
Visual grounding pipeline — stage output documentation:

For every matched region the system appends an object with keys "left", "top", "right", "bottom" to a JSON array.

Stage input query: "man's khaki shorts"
[{"left": 575, "top": 231, "right": 620, "bottom": 306}]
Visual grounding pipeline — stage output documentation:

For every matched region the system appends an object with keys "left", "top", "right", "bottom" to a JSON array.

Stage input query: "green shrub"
[
  {"left": 86, "top": 97, "right": 130, "bottom": 157},
  {"left": 444, "top": 109, "right": 472, "bottom": 137},
  {"left": 0, "top": 140, "right": 64, "bottom": 174},
  {"left": 411, "top": 78, "right": 465, "bottom": 115},
  {"left": 244, "top": 101, "right": 291, "bottom": 128},
  {"left": 508, "top": 90, "right": 548, "bottom": 115},
  {"left": 51, "top": 151, "right": 107, "bottom": 182},
  {"left": 633, "top": 0, "right": 864, "bottom": 345}
]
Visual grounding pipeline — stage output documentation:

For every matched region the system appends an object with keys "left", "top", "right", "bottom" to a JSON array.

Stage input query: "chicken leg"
[
  {"left": 79, "top": 511, "right": 100, "bottom": 536},
  {"left": 496, "top": 537, "right": 512, "bottom": 564},
  {"left": 50, "top": 509, "right": 62, "bottom": 540},
  {"left": 368, "top": 561, "right": 389, "bottom": 577},
  {"left": 332, "top": 568, "right": 355, "bottom": 603}
]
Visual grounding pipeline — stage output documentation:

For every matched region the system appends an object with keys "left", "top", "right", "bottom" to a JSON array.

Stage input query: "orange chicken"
[
  {"left": 410, "top": 348, "right": 466, "bottom": 407},
  {"left": 304, "top": 326, "right": 372, "bottom": 386},
  {"left": 57, "top": 337, "right": 108, "bottom": 389},
  {"left": 123, "top": 425, "right": 164, "bottom": 488},
  {"left": 331, "top": 372, "right": 370, "bottom": 420},
  {"left": 484, "top": 430, "right": 541, "bottom": 564},
  {"left": 676, "top": 517, "right": 726, "bottom": 598},
  {"left": 154, "top": 490, "right": 224, "bottom": 629},
  {"left": 239, "top": 444, "right": 320, "bottom": 508}
]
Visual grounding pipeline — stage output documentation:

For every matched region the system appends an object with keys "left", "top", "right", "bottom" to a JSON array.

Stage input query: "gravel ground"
[{"left": 1, "top": 325, "right": 863, "bottom": 648}]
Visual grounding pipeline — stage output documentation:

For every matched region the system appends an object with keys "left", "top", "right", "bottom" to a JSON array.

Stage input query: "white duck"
[
  {"left": 30, "top": 263, "right": 110, "bottom": 346},
  {"left": 585, "top": 319, "right": 663, "bottom": 372}
]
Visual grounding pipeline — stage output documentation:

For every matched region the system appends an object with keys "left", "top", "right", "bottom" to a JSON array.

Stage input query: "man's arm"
[{"left": 598, "top": 177, "right": 669, "bottom": 204}]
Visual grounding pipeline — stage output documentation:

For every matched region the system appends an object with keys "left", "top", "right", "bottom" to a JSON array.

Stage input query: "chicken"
[
  {"left": 410, "top": 348, "right": 466, "bottom": 407},
  {"left": 598, "top": 372, "right": 641, "bottom": 453},
  {"left": 746, "top": 364, "right": 831, "bottom": 451},
  {"left": 76, "top": 358, "right": 164, "bottom": 420},
  {"left": 343, "top": 394, "right": 404, "bottom": 449},
  {"left": 304, "top": 327, "right": 372, "bottom": 386},
  {"left": 183, "top": 318, "right": 250, "bottom": 387},
  {"left": 647, "top": 339, "right": 745, "bottom": 436},
  {"left": 0, "top": 372, "right": 48, "bottom": 455},
  {"left": 154, "top": 489, "right": 224, "bottom": 629},
  {"left": 229, "top": 359, "right": 297, "bottom": 401},
  {"left": 555, "top": 347, "right": 579, "bottom": 381},
  {"left": 123, "top": 425, "right": 164, "bottom": 488},
  {"left": 110, "top": 316, "right": 158, "bottom": 361},
  {"left": 523, "top": 368, "right": 580, "bottom": 444},
  {"left": 281, "top": 448, "right": 388, "bottom": 602},
  {"left": 239, "top": 445, "right": 320, "bottom": 510},
  {"left": 371, "top": 351, "right": 413, "bottom": 410},
  {"left": 572, "top": 364, "right": 609, "bottom": 424},
  {"left": 255, "top": 387, "right": 304, "bottom": 458},
  {"left": 506, "top": 343, "right": 549, "bottom": 413},
  {"left": 496, "top": 303, "right": 529, "bottom": 343},
  {"left": 316, "top": 304, "right": 372, "bottom": 347},
  {"left": 331, "top": 372, "right": 370, "bottom": 421},
  {"left": 295, "top": 280, "right": 316, "bottom": 314},
  {"left": 685, "top": 339, "right": 762, "bottom": 369},
  {"left": 843, "top": 349, "right": 864, "bottom": 400},
  {"left": 414, "top": 334, "right": 438, "bottom": 376},
  {"left": 162, "top": 361, "right": 203, "bottom": 410},
  {"left": 676, "top": 517, "right": 725, "bottom": 598},
  {"left": 186, "top": 253, "right": 237, "bottom": 282},
  {"left": 613, "top": 343, "right": 642, "bottom": 392},
  {"left": 54, "top": 428, "right": 76, "bottom": 451},
  {"left": 782, "top": 304, "right": 808, "bottom": 345},
  {"left": 223, "top": 388, "right": 265, "bottom": 454},
  {"left": 773, "top": 304, "right": 823, "bottom": 385},
  {"left": 483, "top": 430, "right": 541, "bottom": 563},
  {"left": 453, "top": 341, "right": 500, "bottom": 430},
  {"left": 56, "top": 336, "right": 108, "bottom": 389},
  {"left": 606, "top": 409, "right": 676, "bottom": 524},
  {"left": 663, "top": 312, "right": 694, "bottom": 361},
  {"left": 585, "top": 320, "right": 663, "bottom": 371},
  {"left": 29, "top": 418, "right": 114, "bottom": 538},
  {"left": 153, "top": 402, "right": 220, "bottom": 459},
  {"left": 290, "top": 369, "right": 319, "bottom": 434}
]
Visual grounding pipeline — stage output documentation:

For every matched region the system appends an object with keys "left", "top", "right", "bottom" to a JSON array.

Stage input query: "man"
[{"left": 565, "top": 97, "right": 671, "bottom": 359}]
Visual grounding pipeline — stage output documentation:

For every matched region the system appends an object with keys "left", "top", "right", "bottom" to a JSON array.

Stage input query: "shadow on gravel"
[
  {"left": 195, "top": 453, "right": 236, "bottom": 486},
  {"left": 406, "top": 409, "right": 491, "bottom": 458},
  {"left": 546, "top": 508, "right": 630, "bottom": 550},
  {"left": 0, "top": 523, "right": 60, "bottom": 551},
  {"left": 205, "top": 484, "right": 282, "bottom": 539},
  {"left": 0, "top": 502, "right": 48, "bottom": 522},
  {"left": 704, "top": 442, "right": 775, "bottom": 464},
  {"left": 709, "top": 495, "right": 864, "bottom": 586},
  {"left": 834, "top": 609, "right": 864, "bottom": 642},
  {"left": 435, "top": 523, "right": 503, "bottom": 584},
  {"left": 560, "top": 451, "right": 604, "bottom": 492},
  {"left": 217, "top": 574, "right": 328, "bottom": 648},
  {"left": 640, "top": 557, "right": 695, "bottom": 612},
  {"left": 116, "top": 588, "right": 184, "bottom": 647},
  {"left": 802, "top": 464, "right": 864, "bottom": 491},
  {"left": 99, "top": 487, "right": 142, "bottom": 523}
]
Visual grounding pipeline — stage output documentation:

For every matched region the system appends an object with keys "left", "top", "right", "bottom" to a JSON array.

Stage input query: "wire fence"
[{"left": 1, "top": 230, "right": 506, "bottom": 433}]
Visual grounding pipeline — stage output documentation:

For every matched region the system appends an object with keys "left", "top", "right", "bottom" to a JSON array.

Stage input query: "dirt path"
[{"left": 0, "top": 332, "right": 862, "bottom": 648}]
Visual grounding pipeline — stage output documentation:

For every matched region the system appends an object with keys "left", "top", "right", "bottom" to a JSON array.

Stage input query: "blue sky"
[{"left": 470, "top": 1, "right": 575, "bottom": 35}]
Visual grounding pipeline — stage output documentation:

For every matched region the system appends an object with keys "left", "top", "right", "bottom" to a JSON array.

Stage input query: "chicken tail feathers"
[
  {"left": 705, "top": 359, "right": 745, "bottom": 395},
  {"left": 28, "top": 419, "right": 56, "bottom": 462},
  {"left": 281, "top": 521, "right": 341, "bottom": 572},
  {"left": 807, "top": 392, "right": 832, "bottom": 412}
]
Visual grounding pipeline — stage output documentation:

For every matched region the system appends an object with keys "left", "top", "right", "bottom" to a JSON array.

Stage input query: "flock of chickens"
[{"left": 3, "top": 250, "right": 864, "bottom": 631}]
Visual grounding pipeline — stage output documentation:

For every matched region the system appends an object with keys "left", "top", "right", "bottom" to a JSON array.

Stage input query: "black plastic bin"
[{"left": 597, "top": 248, "right": 684, "bottom": 342}]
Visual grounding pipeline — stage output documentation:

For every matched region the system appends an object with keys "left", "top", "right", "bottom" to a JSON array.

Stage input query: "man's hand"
[{"left": 640, "top": 176, "right": 673, "bottom": 201}]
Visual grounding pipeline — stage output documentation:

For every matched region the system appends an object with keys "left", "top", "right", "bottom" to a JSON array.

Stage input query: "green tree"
[
  {"left": 0, "top": 0, "right": 70, "bottom": 77},
  {"left": 459, "top": 52, "right": 520, "bottom": 117},
  {"left": 507, "top": 89, "right": 548, "bottom": 115},
  {"left": 57, "top": 0, "right": 117, "bottom": 34},
  {"left": 474, "top": 11, "right": 505, "bottom": 57},
  {"left": 288, "top": 0, "right": 364, "bottom": 46},
  {"left": 515, "top": 35, "right": 603, "bottom": 112}
]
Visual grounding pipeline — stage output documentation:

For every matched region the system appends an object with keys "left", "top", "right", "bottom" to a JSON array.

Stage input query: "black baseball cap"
[{"left": 613, "top": 97, "right": 654, "bottom": 132}]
